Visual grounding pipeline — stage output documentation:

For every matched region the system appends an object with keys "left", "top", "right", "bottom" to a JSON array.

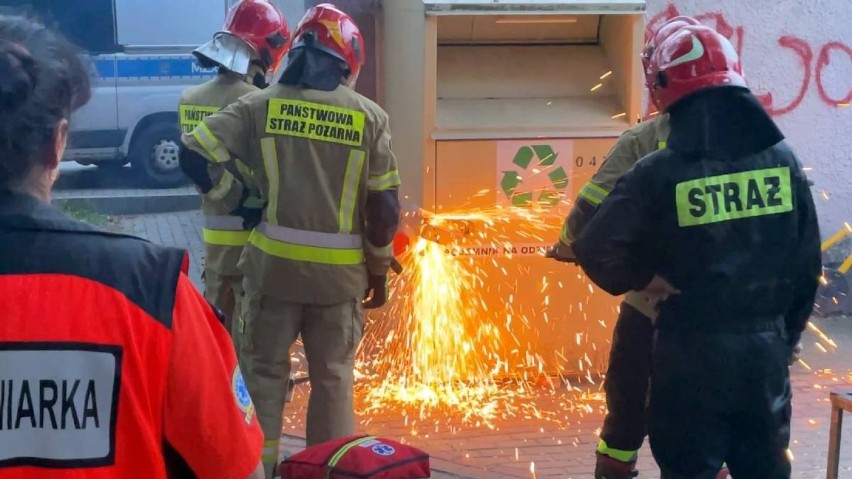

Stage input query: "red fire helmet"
[
  {"left": 291, "top": 3, "right": 366, "bottom": 86},
  {"left": 223, "top": 0, "right": 291, "bottom": 73},
  {"left": 648, "top": 25, "right": 748, "bottom": 111}
]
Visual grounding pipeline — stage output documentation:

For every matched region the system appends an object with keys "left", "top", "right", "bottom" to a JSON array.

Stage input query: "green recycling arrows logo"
[{"left": 500, "top": 145, "right": 569, "bottom": 207}]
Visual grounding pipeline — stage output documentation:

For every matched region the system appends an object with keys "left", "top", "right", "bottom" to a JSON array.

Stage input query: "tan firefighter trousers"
[{"left": 239, "top": 281, "right": 364, "bottom": 476}]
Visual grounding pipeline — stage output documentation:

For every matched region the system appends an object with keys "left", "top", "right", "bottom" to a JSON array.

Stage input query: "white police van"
[{"left": 0, "top": 0, "right": 233, "bottom": 187}]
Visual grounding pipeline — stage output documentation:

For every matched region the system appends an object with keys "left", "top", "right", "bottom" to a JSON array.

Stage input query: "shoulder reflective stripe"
[
  {"left": 368, "top": 169, "right": 402, "bottom": 191},
  {"left": 203, "top": 229, "right": 251, "bottom": 246},
  {"left": 658, "top": 140, "right": 667, "bottom": 149},
  {"left": 258, "top": 222, "right": 362, "bottom": 249},
  {"left": 265, "top": 98, "right": 366, "bottom": 147},
  {"left": 675, "top": 167, "right": 793, "bottom": 227},
  {"left": 578, "top": 182, "right": 609, "bottom": 206},
  {"left": 179, "top": 104, "right": 219, "bottom": 133},
  {"left": 206, "top": 170, "right": 235, "bottom": 201},
  {"left": 328, "top": 436, "right": 378, "bottom": 468},
  {"left": 339, "top": 150, "right": 366, "bottom": 234},
  {"left": 205, "top": 215, "right": 246, "bottom": 231},
  {"left": 260, "top": 138, "right": 280, "bottom": 225},
  {"left": 192, "top": 123, "right": 230, "bottom": 163},
  {"left": 249, "top": 230, "right": 364, "bottom": 265}
]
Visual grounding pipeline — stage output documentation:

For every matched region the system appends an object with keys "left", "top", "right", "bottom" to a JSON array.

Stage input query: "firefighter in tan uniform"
[
  {"left": 179, "top": 0, "right": 290, "bottom": 340},
  {"left": 180, "top": 4, "right": 401, "bottom": 476}
]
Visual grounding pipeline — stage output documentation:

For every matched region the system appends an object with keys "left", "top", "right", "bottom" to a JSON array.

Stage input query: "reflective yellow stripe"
[
  {"left": 596, "top": 439, "right": 637, "bottom": 463},
  {"left": 559, "top": 223, "right": 572, "bottom": 245},
  {"left": 203, "top": 229, "right": 251, "bottom": 246},
  {"left": 338, "top": 150, "right": 366, "bottom": 234},
  {"left": 262, "top": 439, "right": 279, "bottom": 464},
  {"left": 368, "top": 169, "right": 401, "bottom": 191},
  {"left": 658, "top": 140, "right": 667, "bottom": 149},
  {"left": 206, "top": 169, "right": 235, "bottom": 201},
  {"left": 249, "top": 229, "right": 364, "bottom": 265},
  {"left": 192, "top": 123, "right": 230, "bottom": 163},
  {"left": 840, "top": 255, "right": 852, "bottom": 274},
  {"left": 328, "top": 436, "right": 377, "bottom": 468},
  {"left": 261, "top": 138, "right": 279, "bottom": 224},
  {"left": 578, "top": 182, "right": 609, "bottom": 206}
]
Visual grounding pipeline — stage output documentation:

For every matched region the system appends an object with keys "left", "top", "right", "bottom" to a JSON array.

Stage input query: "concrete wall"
[{"left": 646, "top": 0, "right": 851, "bottom": 238}]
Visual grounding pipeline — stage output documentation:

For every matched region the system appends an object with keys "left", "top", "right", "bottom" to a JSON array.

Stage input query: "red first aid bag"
[{"left": 279, "top": 435, "right": 431, "bottom": 479}]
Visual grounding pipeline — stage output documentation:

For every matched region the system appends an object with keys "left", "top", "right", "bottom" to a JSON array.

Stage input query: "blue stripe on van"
[{"left": 93, "top": 57, "right": 217, "bottom": 80}]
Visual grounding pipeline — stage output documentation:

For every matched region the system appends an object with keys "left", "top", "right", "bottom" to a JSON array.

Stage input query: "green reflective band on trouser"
[
  {"left": 368, "top": 169, "right": 402, "bottom": 191},
  {"left": 206, "top": 169, "right": 235, "bottom": 201},
  {"left": 179, "top": 104, "right": 219, "bottom": 133},
  {"left": 658, "top": 140, "right": 667, "bottom": 149},
  {"left": 249, "top": 222, "right": 364, "bottom": 265},
  {"left": 192, "top": 122, "right": 231, "bottom": 163},
  {"left": 597, "top": 439, "right": 638, "bottom": 463},
  {"left": 262, "top": 439, "right": 279, "bottom": 464},
  {"left": 676, "top": 167, "right": 793, "bottom": 227},
  {"left": 339, "top": 150, "right": 366, "bottom": 234},
  {"left": 578, "top": 182, "right": 609, "bottom": 206},
  {"left": 328, "top": 436, "right": 378, "bottom": 467}
]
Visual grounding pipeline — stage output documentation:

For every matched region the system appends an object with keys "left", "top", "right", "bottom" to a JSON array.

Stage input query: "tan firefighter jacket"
[
  {"left": 179, "top": 72, "right": 260, "bottom": 276},
  {"left": 559, "top": 114, "right": 670, "bottom": 318},
  {"left": 182, "top": 83, "right": 401, "bottom": 304}
]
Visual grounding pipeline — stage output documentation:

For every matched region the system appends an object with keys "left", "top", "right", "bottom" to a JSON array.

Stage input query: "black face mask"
[
  {"left": 252, "top": 71, "right": 268, "bottom": 89},
  {"left": 279, "top": 46, "right": 349, "bottom": 92}
]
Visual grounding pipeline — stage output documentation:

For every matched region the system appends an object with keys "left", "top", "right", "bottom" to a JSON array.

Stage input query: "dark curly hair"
[{"left": 0, "top": 13, "right": 91, "bottom": 187}]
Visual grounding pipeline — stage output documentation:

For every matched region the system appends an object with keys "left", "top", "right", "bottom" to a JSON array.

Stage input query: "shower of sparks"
[
  {"left": 353, "top": 201, "right": 621, "bottom": 427},
  {"left": 347, "top": 202, "right": 851, "bottom": 437}
]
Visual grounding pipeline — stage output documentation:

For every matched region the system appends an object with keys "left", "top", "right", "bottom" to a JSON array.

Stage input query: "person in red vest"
[{"left": 0, "top": 14, "right": 265, "bottom": 479}]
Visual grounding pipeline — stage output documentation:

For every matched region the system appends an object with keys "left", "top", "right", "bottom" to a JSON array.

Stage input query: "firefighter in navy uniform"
[
  {"left": 572, "top": 25, "right": 822, "bottom": 478},
  {"left": 547, "top": 16, "right": 699, "bottom": 479},
  {"left": 180, "top": 4, "right": 401, "bottom": 476},
  {"left": 179, "top": 0, "right": 290, "bottom": 340},
  {"left": 0, "top": 15, "right": 265, "bottom": 479}
]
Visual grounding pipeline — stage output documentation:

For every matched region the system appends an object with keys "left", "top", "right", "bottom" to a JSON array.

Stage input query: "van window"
[{"left": 0, "top": 0, "right": 118, "bottom": 53}]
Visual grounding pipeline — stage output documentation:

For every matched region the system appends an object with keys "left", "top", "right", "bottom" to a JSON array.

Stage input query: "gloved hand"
[
  {"left": 363, "top": 274, "right": 388, "bottom": 309},
  {"left": 545, "top": 242, "right": 577, "bottom": 263},
  {"left": 642, "top": 274, "right": 681, "bottom": 311},
  {"left": 788, "top": 341, "right": 803, "bottom": 366},
  {"left": 232, "top": 195, "right": 265, "bottom": 230}
]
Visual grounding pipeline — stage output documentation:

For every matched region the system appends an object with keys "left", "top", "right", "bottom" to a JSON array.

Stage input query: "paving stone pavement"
[{"left": 115, "top": 210, "right": 852, "bottom": 478}]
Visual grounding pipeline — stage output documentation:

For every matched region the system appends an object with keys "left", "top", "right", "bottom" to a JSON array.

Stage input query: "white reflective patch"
[{"left": 0, "top": 343, "right": 121, "bottom": 468}]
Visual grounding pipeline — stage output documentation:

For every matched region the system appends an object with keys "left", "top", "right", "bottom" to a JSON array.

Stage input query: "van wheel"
[{"left": 130, "top": 122, "right": 188, "bottom": 188}]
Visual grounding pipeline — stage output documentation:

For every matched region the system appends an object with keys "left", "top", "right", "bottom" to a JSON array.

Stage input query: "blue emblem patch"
[
  {"left": 371, "top": 444, "right": 396, "bottom": 456},
  {"left": 232, "top": 366, "right": 255, "bottom": 424}
]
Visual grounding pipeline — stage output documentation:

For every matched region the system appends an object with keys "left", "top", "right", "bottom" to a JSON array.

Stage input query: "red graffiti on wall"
[{"left": 645, "top": 4, "right": 851, "bottom": 117}]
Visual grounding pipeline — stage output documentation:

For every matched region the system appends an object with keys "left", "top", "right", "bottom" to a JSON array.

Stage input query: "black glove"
[
  {"left": 363, "top": 274, "right": 388, "bottom": 309},
  {"left": 232, "top": 193, "right": 265, "bottom": 230}
]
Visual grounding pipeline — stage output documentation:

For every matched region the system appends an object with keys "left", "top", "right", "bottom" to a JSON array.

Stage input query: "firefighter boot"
[{"left": 595, "top": 452, "right": 639, "bottom": 479}]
